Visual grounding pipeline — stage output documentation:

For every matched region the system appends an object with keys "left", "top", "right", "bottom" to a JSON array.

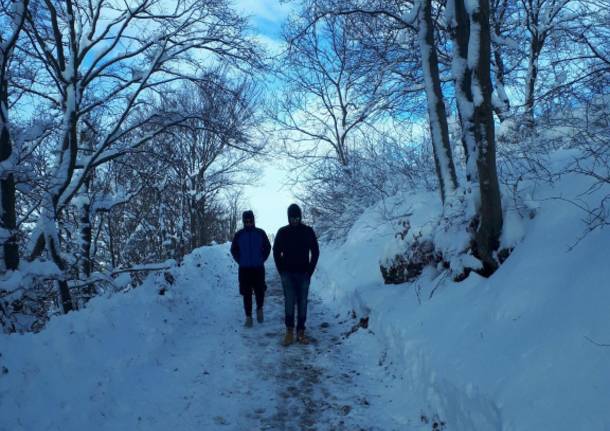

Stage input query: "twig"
[
  {"left": 68, "top": 264, "right": 173, "bottom": 289},
  {"left": 429, "top": 270, "right": 449, "bottom": 299},
  {"left": 584, "top": 335, "right": 610, "bottom": 347}
]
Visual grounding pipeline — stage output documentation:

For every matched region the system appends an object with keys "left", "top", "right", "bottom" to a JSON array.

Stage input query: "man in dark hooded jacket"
[
  {"left": 230, "top": 210, "right": 272, "bottom": 327},
  {"left": 273, "top": 203, "right": 319, "bottom": 346}
]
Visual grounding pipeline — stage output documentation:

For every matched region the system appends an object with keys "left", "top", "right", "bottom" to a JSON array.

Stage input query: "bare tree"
[
  {"left": 164, "top": 77, "right": 261, "bottom": 250},
  {"left": 275, "top": 1, "right": 461, "bottom": 206},
  {"left": 104, "top": 74, "right": 261, "bottom": 266},
  {"left": 273, "top": 13, "right": 397, "bottom": 167},
  {"left": 0, "top": 0, "right": 29, "bottom": 271},
  {"left": 226, "top": 189, "right": 244, "bottom": 239},
  {"left": 519, "top": 0, "right": 575, "bottom": 124},
  {"left": 489, "top": 0, "right": 519, "bottom": 121},
  {"left": 17, "top": 0, "right": 260, "bottom": 312}
]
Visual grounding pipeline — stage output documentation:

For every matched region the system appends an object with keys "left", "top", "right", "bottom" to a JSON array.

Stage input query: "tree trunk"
[
  {"left": 0, "top": 114, "right": 19, "bottom": 271},
  {"left": 77, "top": 167, "right": 93, "bottom": 281},
  {"left": 78, "top": 127, "right": 95, "bottom": 281},
  {"left": 78, "top": 184, "right": 94, "bottom": 302},
  {"left": 418, "top": 0, "right": 458, "bottom": 203},
  {"left": 525, "top": 37, "right": 542, "bottom": 126},
  {"left": 79, "top": 199, "right": 92, "bottom": 277},
  {"left": 108, "top": 215, "right": 116, "bottom": 268},
  {"left": 0, "top": 0, "right": 28, "bottom": 273},
  {"left": 490, "top": 0, "right": 511, "bottom": 122},
  {"left": 43, "top": 208, "right": 73, "bottom": 312},
  {"left": 449, "top": 0, "right": 478, "bottom": 183},
  {"left": 469, "top": 0, "right": 503, "bottom": 273},
  {"left": 492, "top": 35, "right": 510, "bottom": 121},
  {"left": 0, "top": 57, "right": 19, "bottom": 271}
]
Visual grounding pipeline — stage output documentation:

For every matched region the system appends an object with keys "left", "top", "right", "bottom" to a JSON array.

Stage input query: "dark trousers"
[
  {"left": 239, "top": 267, "right": 266, "bottom": 317},
  {"left": 280, "top": 272, "right": 310, "bottom": 331}
]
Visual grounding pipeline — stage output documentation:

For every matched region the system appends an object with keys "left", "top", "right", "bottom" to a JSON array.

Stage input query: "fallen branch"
[{"left": 69, "top": 260, "right": 176, "bottom": 289}]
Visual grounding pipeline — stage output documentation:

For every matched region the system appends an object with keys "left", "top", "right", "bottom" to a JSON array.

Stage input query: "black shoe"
[{"left": 256, "top": 308, "right": 264, "bottom": 323}]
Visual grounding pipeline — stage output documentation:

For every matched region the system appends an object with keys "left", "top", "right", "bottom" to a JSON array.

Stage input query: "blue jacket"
[{"left": 230, "top": 227, "right": 271, "bottom": 268}]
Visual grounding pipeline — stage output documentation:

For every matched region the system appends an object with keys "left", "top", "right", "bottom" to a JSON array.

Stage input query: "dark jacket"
[
  {"left": 231, "top": 227, "right": 271, "bottom": 268},
  {"left": 273, "top": 223, "right": 319, "bottom": 276}
]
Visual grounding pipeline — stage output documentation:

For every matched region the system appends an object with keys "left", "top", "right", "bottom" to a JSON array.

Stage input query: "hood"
[
  {"left": 242, "top": 210, "right": 255, "bottom": 227},
  {"left": 287, "top": 204, "right": 302, "bottom": 222}
]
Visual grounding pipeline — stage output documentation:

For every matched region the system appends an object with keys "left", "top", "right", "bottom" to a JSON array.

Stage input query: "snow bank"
[
  {"left": 0, "top": 244, "right": 240, "bottom": 431},
  {"left": 315, "top": 150, "right": 610, "bottom": 430}
]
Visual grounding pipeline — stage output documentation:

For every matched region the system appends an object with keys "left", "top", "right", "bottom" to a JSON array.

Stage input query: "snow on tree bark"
[
  {"left": 490, "top": 1, "right": 511, "bottom": 121},
  {"left": 447, "top": 0, "right": 479, "bottom": 185},
  {"left": 417, "top": 0, "right": 458, "bottom": 204}
]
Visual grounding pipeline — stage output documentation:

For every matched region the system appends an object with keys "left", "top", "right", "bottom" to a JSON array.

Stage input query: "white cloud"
[
  {"left": 252, "top": 33, "right": 286, "bottom": 57},
  {"left": 243, "top": 161, "right": 296, "bottom": 235},
  {"left": 233, "top": 0, "right": 293, "bottom": 24}
]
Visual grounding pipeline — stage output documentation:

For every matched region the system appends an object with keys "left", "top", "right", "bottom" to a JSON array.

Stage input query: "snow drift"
[{"left": 315, "top": 148, "right": 610, "bottom": 430}]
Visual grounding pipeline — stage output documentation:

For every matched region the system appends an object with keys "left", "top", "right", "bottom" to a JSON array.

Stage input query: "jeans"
[{"left": 280, "top": 272, "right": 310, "bottom": 330}]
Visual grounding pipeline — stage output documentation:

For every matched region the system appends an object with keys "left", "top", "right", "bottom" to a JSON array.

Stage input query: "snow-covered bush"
[
  {"left": 379, "top": 188, "right": 490, "bottom": 283},
  {"left": 303, "top": 139, "right": 436, "bottom": 242},
  {"left": 380, "top": 220, "right": 441, "bottom": 284},
  {"left": 380, "top": 96, "right": 609, "bottom": 286},
  {"left": 1, "top": 279, "right": 55, "bottom": 334}
]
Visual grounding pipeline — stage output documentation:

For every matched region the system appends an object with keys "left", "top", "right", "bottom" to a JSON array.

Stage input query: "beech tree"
[
  {"left": 445, "top": 0, "right": 503, "bottom": 270},
  {"left": 10, "top": 0, "right": 260, "bottom": 312},
  {"left": 417, "top": 0, "right": 458, "bottom": 203}
]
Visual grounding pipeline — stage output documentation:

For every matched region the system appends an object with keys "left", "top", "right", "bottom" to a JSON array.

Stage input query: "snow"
[
  {"left": 2, "top": 150, "right": 609, "bottom": 430},
  {"left": 0, "top": 246, "right": 409, "bottom": 430},
  {"left": 465, "top": 1, "right": 481, "bottom": 72},
  {"left": 317, "top": 150, "right": 610, "bottom": 430},
  {"left": 0, "top": 260, "right": 62, "bottom": 294},
  {"left": 400, "top": 2, "right": 420, "bottom": 25},
  {"left": 498, "top": 200, "right": 526, "bottom": 249}
]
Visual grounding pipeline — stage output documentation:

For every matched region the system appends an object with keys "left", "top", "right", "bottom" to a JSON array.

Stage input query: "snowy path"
[
  {"left": 1, "top": 248, "right": 410, "bottom": 431},
  {"left": 235, "top": 273, "right": 394, "bottom": 431},
  {"left": 137, "top": 267, "right": 407, "bottom": 430}
]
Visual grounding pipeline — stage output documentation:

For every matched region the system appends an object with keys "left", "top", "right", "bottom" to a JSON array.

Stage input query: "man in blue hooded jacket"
[{"left": 230, "top": 210, "right": 272, "bottom": 327}]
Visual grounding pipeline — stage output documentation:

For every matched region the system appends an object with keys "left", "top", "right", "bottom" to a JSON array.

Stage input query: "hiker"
[
  {"left": 230, "top": 210, "right": 272, "bottom": 328},
  {"left": 273, "top": 203, "right": 319, "bottom": 346}
]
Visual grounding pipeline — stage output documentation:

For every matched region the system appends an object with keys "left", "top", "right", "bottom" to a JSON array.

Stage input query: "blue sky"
[
  {"left": 235, "top": 0, "right": 297, "bottom": 235},
  {"left": 234, "top": 0, "right": 292, "bottom": 32}
]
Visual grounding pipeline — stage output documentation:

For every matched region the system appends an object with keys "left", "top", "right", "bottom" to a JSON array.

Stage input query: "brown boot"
[
  {"left": 282, "top": 328, "right": 294, "bottom": 346},
  {"left": 296, "top": 329, "right": 309, "bottom": 345}
]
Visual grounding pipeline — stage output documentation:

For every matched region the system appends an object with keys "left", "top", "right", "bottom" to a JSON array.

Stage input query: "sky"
[
  {"left": 234, "top": 0, "right": 297, "bottom": 235},
  {"left": 242, "top": 162, "right": 298, "bottom": 236}
]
